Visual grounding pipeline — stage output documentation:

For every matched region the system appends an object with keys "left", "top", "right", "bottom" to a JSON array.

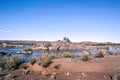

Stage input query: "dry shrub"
[
  {"left": 2, "top": 56, "right": 24, "bottom": 70},
  {"left": 81, "top": 54, "right": 89, "bottom": 61},
  {"left": 38, "top": 53, "right": 53, "bottom": 68},
  {"left": 61, "top": 52, "right": 71, "bottom": 58},
  {"left": 29, "top": 57, "right": 37, "bottom": 65},
  {"left": 95, "top": 50, "right": 105, "bottom": 58}
]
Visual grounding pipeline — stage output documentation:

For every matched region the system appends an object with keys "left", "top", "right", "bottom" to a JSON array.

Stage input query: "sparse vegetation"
[
  {"left": 38, "top": 53, "right": 53, "bottom": 68},
  {"left": 48, "top": 53, "right": 57, "bottom": 60},
  {"left": 2, "top": 56, "right": 24, "bottom": 70},
  {"left": 109, "top": 51, "right": 118, "bottom": 55},
  {"left": 81, "top": 54, "right": 89, "bottom": 61},
  {"left": 61, "top": 52, "right": 71, "bottom": 58},
  {"left": 95, "top": 50, "right": 105, "bottom": 58},
  {"left": 20, "top": 48, "right": 33, "bottom": 54},
  {"left": 24, "top": 48, "right": 33, "bottom": 53},
  {"left": 30, "top": 57, "right": 37, "bottom": 65}
]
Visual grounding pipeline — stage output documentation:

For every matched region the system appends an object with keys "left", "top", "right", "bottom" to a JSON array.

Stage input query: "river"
[{"left": 0, "top": 45, "right": 120, "bottom": 62}]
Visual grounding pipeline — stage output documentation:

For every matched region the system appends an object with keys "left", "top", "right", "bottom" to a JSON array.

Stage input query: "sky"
[{"left": 0, "top": 0, "right": 120, "bottom": 42}]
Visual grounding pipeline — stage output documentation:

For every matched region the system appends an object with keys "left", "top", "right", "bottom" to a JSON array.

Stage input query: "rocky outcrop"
[
  {"left": 32, "top": 40, "right": 120, "bottom": 51},
  {"left": 32, "top": 41, "right": 89, "bottom": 50}
]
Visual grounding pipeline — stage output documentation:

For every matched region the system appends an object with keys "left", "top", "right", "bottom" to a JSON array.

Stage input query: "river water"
[{"left": 0, "top": 45, "right": 120, "bottom": 62}]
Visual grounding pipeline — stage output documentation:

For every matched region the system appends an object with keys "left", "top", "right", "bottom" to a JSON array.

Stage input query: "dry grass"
[
  {"left": 80, "top": 54, "right": 89, "bottom": 61},
  {"left": 95, "top": 50, "right": 105, "bottom": 58},
  {"left": 38, "top": 53, "right": 53, "bottom": 68},
  {"left": 61, "top": 52, "right": 71, "bottom": 58},
  {"left": 2, "top": 56, "right": 24, "bottom": 69}
]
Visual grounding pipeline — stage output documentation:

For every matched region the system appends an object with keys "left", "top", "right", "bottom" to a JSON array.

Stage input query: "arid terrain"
[{"left": 0, "top": 55, "right": 120, "bottom": 80}]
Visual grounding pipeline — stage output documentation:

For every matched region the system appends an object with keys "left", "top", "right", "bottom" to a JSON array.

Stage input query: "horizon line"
[{"left": 0, "top": 39, "right": 119, "bottom": 43}]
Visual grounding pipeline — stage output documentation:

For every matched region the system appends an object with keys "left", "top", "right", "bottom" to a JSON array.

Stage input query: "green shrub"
[
  {"left": 81, "top": 54, "right": 89, "bottom": 61},
  {"left": 38, "top": 53, "right": 53, "bottom": 68},
  {"left": 41, "top": 60, "right": 52, "bottom": 68},
  {"left": 2, "top": 59, "right": 16, "bottom": 69},
  {"left": 12, "top": 56, "right": 24, "bottom": 65},
  {"left": 61, "top": 52, "right": 71, "bottom": 58},
  {"left": 23, "top": 48, "right": 33, "bottom": 53},
  {"left": 2, "top": 56, "right": 24, "bottom": 70}
]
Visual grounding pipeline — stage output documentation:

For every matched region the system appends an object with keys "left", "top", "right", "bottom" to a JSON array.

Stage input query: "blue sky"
[{"left": 0, "top": 0, "right": 120, "bottom": 42}]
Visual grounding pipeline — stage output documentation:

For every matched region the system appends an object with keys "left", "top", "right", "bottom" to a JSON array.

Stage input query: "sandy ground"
[{"left": 0, "top": 55, "right": 120, "bottom": 80}]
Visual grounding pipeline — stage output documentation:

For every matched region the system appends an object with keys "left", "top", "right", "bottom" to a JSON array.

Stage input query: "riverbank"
[
  {"left": 32, "top": 40, "right": 120, "bottom": 51},
  {"left": 0, "top": 55, "right": 120, "bottom": 80}
]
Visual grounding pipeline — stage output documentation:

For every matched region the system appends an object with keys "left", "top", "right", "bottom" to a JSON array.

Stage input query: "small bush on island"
[
  {"left": 20, "top": 48, "right": 33, "bottom": 54},
  {"left": 2, "top": 56, "right": 24, "bottom": 70},
  {"left": 24, "top": 48, "right": 33, "bottom": 53},
  {"left": 81, "top": 54, "right": 89, "bottom": 61},
  {"left": 61, "top": 52, "right": 71, "bottom": 58},
  {"left": 24, "top": 48, "right": 32, "bottom": 52}
]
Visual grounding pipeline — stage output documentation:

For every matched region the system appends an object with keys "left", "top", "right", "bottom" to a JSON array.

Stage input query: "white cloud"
[{"left": 0, "top": 30, "right": 12, "bottom": 33}]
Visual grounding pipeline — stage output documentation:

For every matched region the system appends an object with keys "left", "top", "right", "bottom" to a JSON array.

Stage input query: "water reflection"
[{"left": 0, "top": 45, "right": 120, "bottom": 62}]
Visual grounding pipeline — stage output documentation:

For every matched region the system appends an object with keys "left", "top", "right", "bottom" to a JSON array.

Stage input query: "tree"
[{"left": 63, "top": 37, "right": 71, "bottom": 42}]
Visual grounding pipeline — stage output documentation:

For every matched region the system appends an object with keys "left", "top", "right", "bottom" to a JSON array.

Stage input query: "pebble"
[
  {"left": 81, "top": 72, "right": 87, "bottom": 77},
  {"left": 66, "top": 72, "right": 70, "bottom": 76},
  {"left": 50, "top": 73, "right": 57, "bottom": 79}
]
